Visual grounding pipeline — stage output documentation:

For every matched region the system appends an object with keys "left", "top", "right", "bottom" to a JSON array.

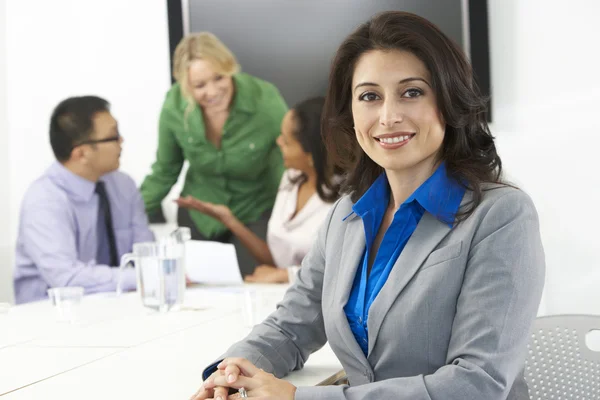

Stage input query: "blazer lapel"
[
  {"left": 332, "top": 214, "right": 372, "bottom": 370},
  {"left": 366, "top": 212, "right": 452, "bottom": 355}
]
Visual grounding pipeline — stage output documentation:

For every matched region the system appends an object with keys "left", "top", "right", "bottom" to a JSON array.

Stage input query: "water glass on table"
[{"left": 47, "top": 286, "right": 84, "bottom": 323}]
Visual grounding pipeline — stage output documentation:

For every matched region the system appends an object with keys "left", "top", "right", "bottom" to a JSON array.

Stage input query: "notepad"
[{"left": 184, "top": 240, "right": 243, "bottom": 284}]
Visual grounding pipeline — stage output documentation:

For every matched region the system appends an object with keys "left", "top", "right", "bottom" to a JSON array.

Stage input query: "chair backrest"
[{"left": 525, "top": 315, "right": 600, "bottom": 400}]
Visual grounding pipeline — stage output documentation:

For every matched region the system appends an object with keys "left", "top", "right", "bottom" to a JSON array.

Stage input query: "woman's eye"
[
  {"left": 359, "top": 92, "right": 380, "bottom": 102},
  {"left": 214, "top": 75, "right": 223, "bottom": 82},
  {"left": 194, "top": 84, "right": 205, "bottom": 89},
  {"left": 403, "top": 88, "right": 423, "bottom": 98}
]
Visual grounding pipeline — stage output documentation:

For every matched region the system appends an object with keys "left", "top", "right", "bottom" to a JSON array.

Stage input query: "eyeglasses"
[{"left": 73, "top": 132, "right": 121, "bottom": 150}]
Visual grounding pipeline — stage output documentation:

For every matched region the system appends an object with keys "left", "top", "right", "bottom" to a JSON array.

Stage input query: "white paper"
[{"left": 184, "top": 240, "right": 243, "bottom": 284}]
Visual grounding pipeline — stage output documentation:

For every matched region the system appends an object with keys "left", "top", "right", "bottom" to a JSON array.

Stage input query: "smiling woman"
[
  {"left": 140, "top": 32, "right": 288, "bottom": 277},
  {"left": 324, "top": 12, "right": 499, "bottom": 220},
  {"left": 350, "top": 50, "right": 445, "bottom": 185},
  {"left": 191, "top": 11, "right": 544, "bottom": 400}
]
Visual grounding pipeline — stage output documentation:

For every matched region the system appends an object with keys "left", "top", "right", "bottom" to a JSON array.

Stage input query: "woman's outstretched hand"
[{"left": 175, "top": 196, "right": 234, "bottom": 225}]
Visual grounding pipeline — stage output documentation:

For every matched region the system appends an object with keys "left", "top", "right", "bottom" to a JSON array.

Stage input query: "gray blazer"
[{"left": 220, "top": 185, "right": 545, "bottom": 400}]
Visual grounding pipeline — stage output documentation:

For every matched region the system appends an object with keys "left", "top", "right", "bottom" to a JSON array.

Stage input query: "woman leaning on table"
[
  {"left": 190, "top": 11, "right": 545, "bottom": 400},
  {"left": 140, "top": 32, "right": 287, "bottom": 277}
]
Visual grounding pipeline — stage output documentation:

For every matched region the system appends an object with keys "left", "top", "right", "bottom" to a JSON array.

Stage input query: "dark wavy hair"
[
  {"left": 323, "top": 11, "right": 503, "bottom": 220},
  {"left": 289, "top": 97, "right": 340, "bottom": 203}
]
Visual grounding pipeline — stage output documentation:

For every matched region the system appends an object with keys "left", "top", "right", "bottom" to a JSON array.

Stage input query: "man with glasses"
[{"left": 13, "top": 96, "right": 155, "bottom": 304}]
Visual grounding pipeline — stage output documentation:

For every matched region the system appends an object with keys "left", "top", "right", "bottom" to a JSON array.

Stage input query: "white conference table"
[{"left": 0, "top": 284, "right": 342, "bottom": 398}]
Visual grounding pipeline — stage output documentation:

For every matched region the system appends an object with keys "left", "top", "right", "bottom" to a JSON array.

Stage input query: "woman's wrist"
[
  {"left": 221, "top": 214, "right": 239, "bottom": 229},
  {"left": 279, "top": 268, "right": 289, "bottom": 282}
]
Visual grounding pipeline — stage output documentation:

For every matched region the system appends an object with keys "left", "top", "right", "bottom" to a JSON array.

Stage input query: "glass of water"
[
  {"left": 117, "top": 231, "right": 189, "bottom": 312},
  {"left": 47, "top": 287, "right": 84, "bottom": 322}
]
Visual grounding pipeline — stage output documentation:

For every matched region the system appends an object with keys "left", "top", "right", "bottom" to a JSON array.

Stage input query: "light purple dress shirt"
[{"left": 13, "top": 162, "right": 155, "bottom": 304}]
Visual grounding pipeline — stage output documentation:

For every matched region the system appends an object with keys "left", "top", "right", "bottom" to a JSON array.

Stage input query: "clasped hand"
[{"left": 189, "top": 358, "right": 296, "bottom": 400}]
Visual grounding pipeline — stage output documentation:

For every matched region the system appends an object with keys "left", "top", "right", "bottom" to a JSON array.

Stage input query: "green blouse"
[{"left": 141, "top": 73, "right": 287, "bottom": 237}]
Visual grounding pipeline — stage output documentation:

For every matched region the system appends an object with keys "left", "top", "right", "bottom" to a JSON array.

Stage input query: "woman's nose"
[{"left": 379, "top": 100, "right": 404, "bottom": 127}]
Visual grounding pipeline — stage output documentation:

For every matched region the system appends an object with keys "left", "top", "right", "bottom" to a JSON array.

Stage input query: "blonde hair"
[{"left": 172, "top": 32, "right": 240, "bottom": 120}]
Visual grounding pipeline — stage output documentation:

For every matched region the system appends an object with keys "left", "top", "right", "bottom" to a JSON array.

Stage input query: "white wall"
[
  {"left": 1, "top": 0, "right": 599, "bottom": 312},
  {"left": 488, "top": 0, "right": 600, "bottom": 315},
  {"left": 0, "top": 0, "right": 172, "bottom": 302},
  {"left": 0, "top": 1, "right": 12, "bottom": 302},
  {"left": 5, "top": 0, "right": 172, "bottom": 211}
]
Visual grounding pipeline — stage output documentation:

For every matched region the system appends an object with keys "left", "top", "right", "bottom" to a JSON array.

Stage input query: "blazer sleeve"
[
  {"left": 295, "top": 190, "right": 545, "bottom": 400},
  {"left": 210, "top": 199, "right": 338, "bottom": 377}
]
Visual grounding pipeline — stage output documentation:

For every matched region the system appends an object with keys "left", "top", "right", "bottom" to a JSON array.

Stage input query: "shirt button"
[
  {"left": 188, "top": 137, "right": 193, "bottom": 144},
  {"left": 249, "top": 143, "right": 255, "bottom": 150}
]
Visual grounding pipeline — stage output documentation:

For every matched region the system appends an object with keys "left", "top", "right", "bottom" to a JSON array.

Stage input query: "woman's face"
[
  {"left": 187, "top": 59, "right": 234, "bottom": 111},
  {"left": 351, "top": 49, "right": 445, "bottom": 175},
  {"left": 276, "top": 110, "right": 313, "bottom": 172}
]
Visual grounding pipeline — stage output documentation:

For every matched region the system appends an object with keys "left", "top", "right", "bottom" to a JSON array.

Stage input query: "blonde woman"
[{"left": 141, "top": 33, "right": 287, "bottom": 277}]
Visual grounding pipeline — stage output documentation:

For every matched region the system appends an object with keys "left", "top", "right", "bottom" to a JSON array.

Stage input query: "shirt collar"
[
  {"left": 408, "top": 162, "right": 465, "bottom": 227},
  {"left": 344, "top": 162, "right": 465, "bottom": 227},
  {"left": 350, "top": 173, "right": 389, "bottom": 219},
  {"left": 47, "top": 162, "right": 98, "bottom": 203},
  {"left": 229, "top": 73, "right": 257, "bottom": 114}
]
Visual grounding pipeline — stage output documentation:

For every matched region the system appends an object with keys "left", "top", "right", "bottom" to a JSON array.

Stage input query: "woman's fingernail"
[
  {"left": 228, "top": 374, "right": 235, "bottom": 383},
  {"left": 216, "top": 396, "right": 223, "bottom": 400}
]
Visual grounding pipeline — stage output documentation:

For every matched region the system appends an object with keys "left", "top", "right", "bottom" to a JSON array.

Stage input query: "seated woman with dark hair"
[
  {"left": 176, "top": 97, "right": 340, "bottom": 283},
  {"left": 191, "top": 11, "right": 544, "bottom": 400}
]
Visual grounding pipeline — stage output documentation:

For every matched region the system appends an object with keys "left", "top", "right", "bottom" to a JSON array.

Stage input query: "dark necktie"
[{"left": 95, "top": 181, "right": 119, "bottom": 267}]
